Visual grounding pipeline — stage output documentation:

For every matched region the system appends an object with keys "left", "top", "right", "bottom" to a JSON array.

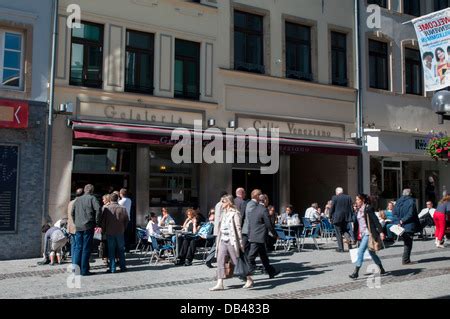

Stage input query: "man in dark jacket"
[
  {"left": 330, "top": 187, "right": 354, "bottom": 252},
  {"left": 101, "top": 193, "right": 129, "bottom": 273},
  {"left": 71, "top": 184, "right": 101, "bottom": 276},
  {"left": 393, "top": 188, "right": 420, "bottom": 265},
  {"left": 247, "top": 192, "right": 280, "bottom": 279},
  {"left": 241, "top": 188, "right": 257, "bottom": 256}
]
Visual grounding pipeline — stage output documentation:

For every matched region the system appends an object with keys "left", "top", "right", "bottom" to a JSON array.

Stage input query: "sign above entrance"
[
  {"left": 78, "top": 101, "right": 204, "bottom": 127},
  {"left": 237, "top": 116, "right": 345, "bottom": 140}
]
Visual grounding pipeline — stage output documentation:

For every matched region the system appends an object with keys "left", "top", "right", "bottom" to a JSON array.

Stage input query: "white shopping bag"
[
  {"left": 389, "top": 225, "right": 405, "bottom": 236},
  {"left": 349, "top": 248, "right": 372, "bottom": 264}
]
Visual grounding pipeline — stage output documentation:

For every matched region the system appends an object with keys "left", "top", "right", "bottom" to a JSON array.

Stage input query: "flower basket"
[{"left": 426, "top": 133, "right": 450, "bottom": 162}]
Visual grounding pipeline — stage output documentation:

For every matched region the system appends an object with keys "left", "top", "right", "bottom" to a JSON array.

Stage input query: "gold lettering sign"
[
  {"left": 79, "top": 102, "right": 202, "bottom": 127},
  {"left": 239, "top": 117, "right": 345, "bottom": 139},
  {"left": 0, "top": 106, "right": 14, "bottom": 122}
]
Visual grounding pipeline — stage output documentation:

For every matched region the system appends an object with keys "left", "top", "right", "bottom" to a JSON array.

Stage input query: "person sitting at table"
[
  {"left": 146, "top": 213, "right": 163, "bottom": 239},
  {"left": 305, "top": 203, "right": 321, "bottom": 224},
  {"left": 176, "top": 208, "right": 200, "bottom": 266},
  {"left": 279, "top": 205, "right": 298, "bottom": 225},
  {"left": 158, "top": 207, "right": 175, "bottom": 227},
  {"left": 266, "top": 205, "right": 278, "bottom": 251},
  {"left": 380, "top": 201, "right": 396, "bottom": 241}
]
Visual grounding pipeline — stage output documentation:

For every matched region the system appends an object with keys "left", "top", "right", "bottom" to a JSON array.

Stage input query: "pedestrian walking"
[
  {"left": 209, "top": 195, "right": 253, "bottom": 291},
  {"left": 205, "top": 191, "right": 228, "bottom": 268},
  {"left": 393, "top": 188, "right": 421, "bottom": 265},
  {"left": 71, "top": 184, "right": 101, "bottom": 276},
  {"left": 118, "top": 188, "right": 132, "bottom": 251},
  {"left": 247, "top": 192, "right": 280, "bottom": 279},
  {"left": 330, "top": 187, "right": 354, "bottom": 252},
  {"left": 433, "top": 195, "right": 450, "bottom": 248},
  {"left": 349, "top": 194, "right": 386, "bottom": 279}
]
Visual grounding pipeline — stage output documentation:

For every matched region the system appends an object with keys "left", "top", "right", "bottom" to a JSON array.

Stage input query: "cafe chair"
[
  {"left": 320, "top": 218, "right": 336, "bottom": 242},
  {"left": 274, "top": 228, "right": 296, "bottom": 252},
  {"left": 299, "top": 223, "right": 321, "bottom": 251},
  {"left": 148, "top": 236, "right": 175, "bottom": 265},
  {"left": 135, "top": 227, "right": 150, "bottom": 260}
]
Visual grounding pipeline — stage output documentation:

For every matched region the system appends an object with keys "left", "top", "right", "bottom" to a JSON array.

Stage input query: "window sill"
[
  {"left": 403, "top": 92, "right": 430, "bottom": 100},
  {"left": 367, "top": 87, "right": 395, "bottom": 96}
]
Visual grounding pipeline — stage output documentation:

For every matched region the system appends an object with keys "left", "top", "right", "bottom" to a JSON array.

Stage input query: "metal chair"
[
  {"left": 148, "top": 236, "right": 175, "bottom": 265},
  {"left": 274, "top": 228, "right": 296, "bottom": 252},
  {"left": 135, "top": 227, "right": 150, "bottom": 260},
  {"left": 299, "top": 223, "right": 321, "bottom": 251}
]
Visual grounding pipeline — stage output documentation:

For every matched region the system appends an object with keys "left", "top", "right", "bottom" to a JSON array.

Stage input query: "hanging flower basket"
[{"left": 426, "top": 132, "right": 450, "bottom": 162}]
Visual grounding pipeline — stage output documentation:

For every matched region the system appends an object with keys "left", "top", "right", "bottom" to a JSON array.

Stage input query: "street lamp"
[{"left": 431, "top": 90, "right": 450, "bottom": 124}]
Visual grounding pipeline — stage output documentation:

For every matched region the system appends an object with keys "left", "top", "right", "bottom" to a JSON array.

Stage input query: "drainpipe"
[
  {"left": 355, "top": 0, "right": 364, "bottom": 194},
  {"left": 43, "top": 0, "right": 58, "bottom": 223}
]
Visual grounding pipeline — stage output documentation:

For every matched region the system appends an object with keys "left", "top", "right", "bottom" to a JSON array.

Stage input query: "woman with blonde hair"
[
  {"left": 434, "top": 195, "right": 450, "bottom": 248},
  {"left": 210, "top": 195, "right": 253, "bottom": 291}
]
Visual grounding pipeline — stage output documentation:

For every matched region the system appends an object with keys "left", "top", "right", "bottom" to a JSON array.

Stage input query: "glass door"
[{"left": 381, "top": 160, "right": 402, "bottom": 202}]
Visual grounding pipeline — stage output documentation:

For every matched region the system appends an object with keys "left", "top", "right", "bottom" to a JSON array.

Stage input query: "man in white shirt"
[
  {"left": 419, "top": 201, "right": 436, "bottom": 238},
  {"left": 146, "top": 213, "right": 162, "bottom": 239},
  {"left": 118, "top": 188, "right": 132, "bottom": 250},
  {"left": 305, "top": 203, "right": 321, "bottom": 224},
  {"left": 118, "top": 188, "right": 132, "bottom": 220}
]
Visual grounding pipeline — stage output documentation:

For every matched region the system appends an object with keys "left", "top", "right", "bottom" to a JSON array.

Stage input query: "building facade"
[
  {"left": 49, "top": 0, "right": 360, "bottom": 243},
  {"left": 0, "top": 0, "right": 53, "bottom": 259},
  {"left": 360, "top": 0, "right": 450, "bottom": 211}
]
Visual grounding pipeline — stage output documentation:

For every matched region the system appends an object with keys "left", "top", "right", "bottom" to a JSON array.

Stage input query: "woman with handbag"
[
  {"left": 349, "top": 194, "right": 386, "bottom": 279},
  {"left": 210, "top": 195, "right": 253, "bottom": 291}
]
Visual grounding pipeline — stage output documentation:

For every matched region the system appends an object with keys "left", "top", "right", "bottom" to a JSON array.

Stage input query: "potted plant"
[{"left": 426, "top": 132, "right": 450, "bottom": 161}]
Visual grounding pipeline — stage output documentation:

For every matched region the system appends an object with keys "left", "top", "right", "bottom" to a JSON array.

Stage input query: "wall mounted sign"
[{"left": 0, "top": 99, "right": 29, "bottom": 129}]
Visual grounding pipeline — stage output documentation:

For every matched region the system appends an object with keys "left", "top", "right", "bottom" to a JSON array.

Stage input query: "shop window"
[
  {"left": 369, "top": 39, "right": 389, "bottom": 90},
  {"left": 234, "top": 10, "right": 265, "bottom": 74},
  {"left": 405, "top": 48, "right": 423, "bottom": 95},
  {"left": 434, "top": 0, "right": 449, "bottom": 12},
  {"left": 72, "top": 146, "right": 130, "bottom": 174},
  {"left": 174, "top": 39, "right": 200, "bottom": 100},
  {"left": 70, "top": 21, "right": 103, "bottom": 88},
  {"left": 125, "top": 30, "right": 154, "bottom": 94},
  {"left": 368, "top": 0, "right": 387, "bottom": 8},
  {"left": 149, "top": 149, "right": 198, "bottom": 208},
  {"left": 403, "top": 0, "right": 420, "bottom": 16},
  {"left": 331, "top": 31, "right": 347, "bottom": 86},
  {"left": 286, "top": 22, "right": 312, "bottom": 81},
  {"left": 0, "top": 30, "right": 23, "bottom": 89}
]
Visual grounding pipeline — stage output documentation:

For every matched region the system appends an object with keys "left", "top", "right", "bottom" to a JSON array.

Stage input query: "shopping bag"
[
  {"left": 94, "top": 227, "right": 103, "bottom": 241},
  {"left": 349, "top": 248, "right": 371, "bottom": 264},
  {"left": 234, "top": 253, "right": 250, "bottom": 277}
]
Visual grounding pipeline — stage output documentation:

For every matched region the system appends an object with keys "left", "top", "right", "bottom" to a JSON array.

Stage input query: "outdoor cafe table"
[
  {"left": 160, "top": 226, "right": 182, "bottom": 261},
  {"left": 280, "top": 224, "right": 303, "bottom": 252}
]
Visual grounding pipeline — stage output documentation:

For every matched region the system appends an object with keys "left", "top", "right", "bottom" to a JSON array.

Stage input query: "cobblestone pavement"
[{"left": 1, "top": 238, "right": 449, "bottom": 299}]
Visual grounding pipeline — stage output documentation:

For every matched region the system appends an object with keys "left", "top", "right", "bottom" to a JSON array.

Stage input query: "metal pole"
[{"left": 355, "top": 0, "right": 364, "bottom": 194}]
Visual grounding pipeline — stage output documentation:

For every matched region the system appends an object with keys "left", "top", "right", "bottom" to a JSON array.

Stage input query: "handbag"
[
  {"left": 234, "top": 252, "right": 250, "bottom": 277},
  {"left": 224, "top": 258, "right": 234, "bottom": 279},
  {"left": 366, "top": 213, "right": 383, "bottom": 252}
]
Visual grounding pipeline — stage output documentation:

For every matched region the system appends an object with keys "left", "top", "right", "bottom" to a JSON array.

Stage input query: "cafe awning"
[{"left": 71, "top": 120, "right": 361, "bottom": 156}]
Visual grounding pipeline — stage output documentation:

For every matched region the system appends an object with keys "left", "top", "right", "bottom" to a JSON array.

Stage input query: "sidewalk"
[{"left": 0, "top": 238, "right": 449, "bottom": 299}]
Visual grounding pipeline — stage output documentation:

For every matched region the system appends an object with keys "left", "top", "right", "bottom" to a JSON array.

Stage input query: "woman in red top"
[
  {"left": 435, "top": 47, "right": 448, "bottom": 84},
  {"left": 434, "top": 195, "right": 450, "bottom": 248}
]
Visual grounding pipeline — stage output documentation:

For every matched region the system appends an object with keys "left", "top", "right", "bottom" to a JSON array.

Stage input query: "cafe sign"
[
  {"left": 238, "top": 117, "right": 345, "bottom": 140},
  {"left": 78, "top": 101, "right": 203, "bottom": 127}
]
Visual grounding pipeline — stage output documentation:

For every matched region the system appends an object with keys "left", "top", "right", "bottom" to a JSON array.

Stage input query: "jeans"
[
  {"left": 355, "top": 234, "right": 382, "bottom": 268},
  {"left": 73, "top": 228, "right": 94, "bottom": 276},
  {"left": 107, "top": 234, "right": 126, "bottom": 272}
]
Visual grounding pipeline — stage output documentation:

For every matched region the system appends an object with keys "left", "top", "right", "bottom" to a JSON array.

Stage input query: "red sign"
[{"left": 0, "top": 99, "right": 29, "bottom": 128}]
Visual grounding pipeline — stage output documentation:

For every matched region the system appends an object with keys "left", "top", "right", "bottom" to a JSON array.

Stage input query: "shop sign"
[
  {"left": 414, "top": 138, "right": 428, "bottom": 151},
  {"left": 238, "top": 117, "right": 345, "bottom": 139},
  {"left": 79, "top": 102, "right": 202, "bottom": 127},
  {"left": 0, "top": 99, "right": 29, "bottom": 129}
]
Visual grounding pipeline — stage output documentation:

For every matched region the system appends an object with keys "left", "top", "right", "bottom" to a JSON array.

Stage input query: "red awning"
[{"left": 72, "top": 121, "right": 361, "bottom": 156}]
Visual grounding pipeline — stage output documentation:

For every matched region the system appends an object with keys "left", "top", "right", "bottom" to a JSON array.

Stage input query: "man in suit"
[
  {"left": 394, "top": 188, "right": 420, "bottom": 265},
  {"left": 247, "top": 191, "right": 280, "bottom": 279},
  {"left": 330, "top": 187, "right": 354, "bottom": 252},
  {"left": 241, "top": 188, "right": 257, "bottom": 255}
]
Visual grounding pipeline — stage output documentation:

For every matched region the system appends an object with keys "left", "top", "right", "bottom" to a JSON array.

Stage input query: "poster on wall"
[
  {"left": 411, "top": 8, "right": 450, "bottom": 92},
  {"left": 0, "top": 145, "right": 19, "bottom": 232}
]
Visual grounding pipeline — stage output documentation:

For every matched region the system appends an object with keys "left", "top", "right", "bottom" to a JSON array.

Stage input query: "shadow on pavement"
[
  {"left": 418, "top": 256, "right": 450, "bottom": 264},
  {"left": 387, "top": 268, "right": 423, "bottom": 277}
]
